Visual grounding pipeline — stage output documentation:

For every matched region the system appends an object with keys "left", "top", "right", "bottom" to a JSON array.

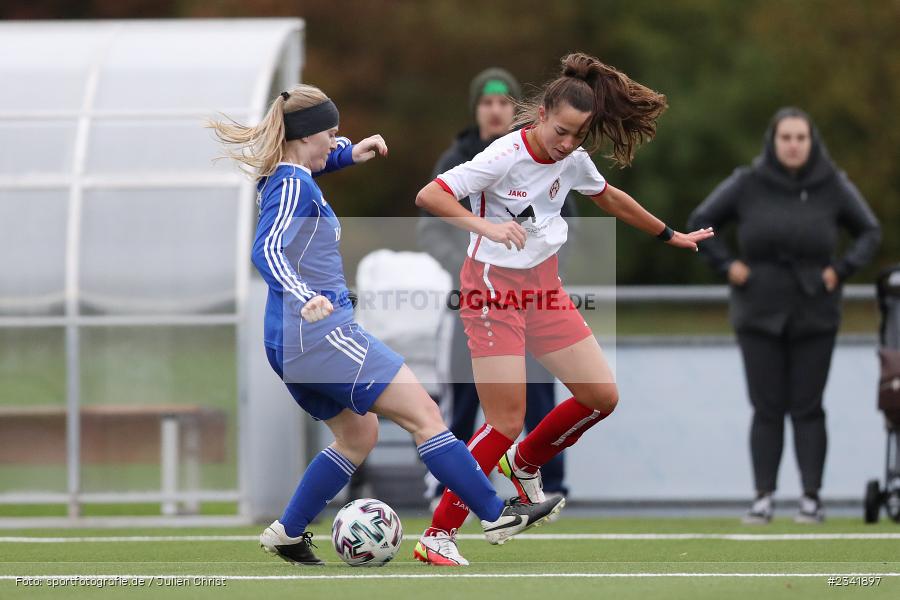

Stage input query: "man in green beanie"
[
  {"left": 467, "top": 67, "right": 521, "bottom": 139},
  {"left": 417, "top": 67, "right": 573, "bottom": 511}
]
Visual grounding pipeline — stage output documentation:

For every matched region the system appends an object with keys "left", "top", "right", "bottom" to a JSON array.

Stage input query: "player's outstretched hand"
[
  {"left": 301, "top": 295, "right": 334, "bottom": 323},
  {"left": 352, "top": 134, "right": 388, "bottom": 163},
  {"left": 485, "top": 221, "right": 527, "bottom": 251},
  {"left": 667, "top": 227, "right": 715, "bottom": 252}
]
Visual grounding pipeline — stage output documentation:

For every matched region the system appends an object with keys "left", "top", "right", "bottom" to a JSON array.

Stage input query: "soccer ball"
[{"left": 332, "top": 498, "right": 403, "bottom": 566}]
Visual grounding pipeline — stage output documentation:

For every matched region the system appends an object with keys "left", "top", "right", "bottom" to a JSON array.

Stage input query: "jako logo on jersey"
[
  {"left": 508, "top": 189, "right": 527, "bottom": 198},
  {"left": 549, "top": 177, "right": 560, "bottom": 200}
]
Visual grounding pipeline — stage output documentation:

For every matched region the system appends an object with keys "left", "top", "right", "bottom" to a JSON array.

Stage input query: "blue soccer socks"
[
  {"left": 417, "top": 430, "right": 504, "bottom": 522},
  {"left": 281, "top": 446, "right": 356, "bottom": 537}
]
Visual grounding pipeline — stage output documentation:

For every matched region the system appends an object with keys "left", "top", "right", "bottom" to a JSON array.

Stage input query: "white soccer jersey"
[{"left": 435, "top": 128, "right": 607, "bottom": 269}]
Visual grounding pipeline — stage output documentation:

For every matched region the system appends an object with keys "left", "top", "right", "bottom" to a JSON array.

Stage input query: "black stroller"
[{"left": 864, "top": 264, "right": 900, "bottom": 523}]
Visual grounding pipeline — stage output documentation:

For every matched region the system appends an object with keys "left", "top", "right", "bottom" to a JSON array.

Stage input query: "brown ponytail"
[{"left": 513, "top": 52, "right": 667, "bottom": 167}]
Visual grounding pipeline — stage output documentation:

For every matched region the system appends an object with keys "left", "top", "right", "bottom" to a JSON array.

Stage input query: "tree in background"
[{"left": 4, "top": 0, "right": 897, "bottom": 282}]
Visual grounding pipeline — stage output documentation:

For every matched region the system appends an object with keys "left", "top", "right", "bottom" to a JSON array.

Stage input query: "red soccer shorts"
[{"left": 458, "top": 254, "right": 593, "bottom": 358}]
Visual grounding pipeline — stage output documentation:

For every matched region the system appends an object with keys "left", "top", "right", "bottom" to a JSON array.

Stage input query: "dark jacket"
[
  {"left": 687, "top": 121, "right": 881, "bottom": 336},
  {"left": 416, "top": 126, "right": 579, "bottom": 278},
  {"left": 416, "top": 126, "right": 488, "bottom": 278}
]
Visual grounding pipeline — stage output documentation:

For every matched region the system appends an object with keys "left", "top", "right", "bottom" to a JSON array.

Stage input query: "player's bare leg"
[
  {"left": 466, "top": 356, "right": 547, "bottom": 502},
  {"left": 537, "top": 335, "right": 617, "bottom": 410},
  {"left": 471, "top": 356, "right": 528, "bottom": 441},
  {"left": 501, "top": 336, "right": 617, "bottom": 490}
]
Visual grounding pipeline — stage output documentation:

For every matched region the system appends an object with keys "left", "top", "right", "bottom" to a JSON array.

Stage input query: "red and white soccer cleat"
[
  {"left": 413, "top": 527, "right": 469, "bottom": 566},
  {"left": 498, "top": 444, "right": 546, "bottom": 504}
]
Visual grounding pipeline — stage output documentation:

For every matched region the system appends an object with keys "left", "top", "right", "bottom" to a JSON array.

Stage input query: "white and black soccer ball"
[{"left": 332, "top": 498, "right": 403, "bottom": 567}]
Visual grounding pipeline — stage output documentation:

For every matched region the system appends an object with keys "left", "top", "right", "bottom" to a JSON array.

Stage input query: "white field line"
[
  {"left": 2, "top": 533, "right": 900, "bottom": 543},
  {"left": 0, "top": 573, "right": 899, "bottom": 581}
]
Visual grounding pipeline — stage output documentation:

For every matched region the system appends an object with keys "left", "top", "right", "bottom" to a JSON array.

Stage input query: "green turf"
[
  {"left": 0, "top": 502, "right": 238, "bottom": 518},
  {"left": 0, "top": 463, "right": 238, "bottom": 495},
  {"left": 0, "top": 325, "right": 240, "bottom": 511},
  {"left": 0, "top": 326, "right": 238, "bottom": 408},
  {"left": 1, "top": 517, "right": 897, "bottom": 599}
]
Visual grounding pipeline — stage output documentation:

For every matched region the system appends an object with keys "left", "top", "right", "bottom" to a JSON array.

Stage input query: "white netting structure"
[{"left": 0, "top": 19, "right": 304, "bottom": 521}]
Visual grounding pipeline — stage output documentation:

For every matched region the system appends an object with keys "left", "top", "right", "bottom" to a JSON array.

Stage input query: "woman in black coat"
[{"left": 688, "top": 107, "right": 881, "bottom": 524}]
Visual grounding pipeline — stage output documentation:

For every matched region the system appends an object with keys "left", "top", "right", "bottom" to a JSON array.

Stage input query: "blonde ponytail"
[{"left": 207, "top": 84, "right": 331, "bottom": 178}]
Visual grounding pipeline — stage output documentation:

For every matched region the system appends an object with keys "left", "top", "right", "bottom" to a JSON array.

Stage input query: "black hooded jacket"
[{"left": 687, "top": 119, "right": 881, "bottom": 336}]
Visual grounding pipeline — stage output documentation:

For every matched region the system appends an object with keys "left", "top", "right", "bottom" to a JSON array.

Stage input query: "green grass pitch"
[{"left": 1, "top": 516, "right": 898, "bottom": 599}]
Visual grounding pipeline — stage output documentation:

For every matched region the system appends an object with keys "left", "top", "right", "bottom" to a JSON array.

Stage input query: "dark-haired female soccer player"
[
  {"left": 414, "top": 52, "right": 714, "bottom": 565},
  {"left": 208, "top": 84, "right": 564, "bottom": 567}
]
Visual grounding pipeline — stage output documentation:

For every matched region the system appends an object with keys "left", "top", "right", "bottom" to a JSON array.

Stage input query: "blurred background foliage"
[{"left": 5, "top": 0, "right": 899, "bottom": 283}]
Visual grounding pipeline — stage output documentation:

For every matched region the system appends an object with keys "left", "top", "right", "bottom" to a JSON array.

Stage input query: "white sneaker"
[
  {"left": 794, "top": 495, "right": 825, "bottom": 524},
  {"left": 497, "top": 445, "right": 545, "bottom": 503},
  {"left": 413, "top": 528, "right": 469, "bottom": 566},
  {"left": 259, "top": 520, "right": 324, "bottom": 565},
  {"left": 742, "top": 494, "right": 774, "bottom": 525}
]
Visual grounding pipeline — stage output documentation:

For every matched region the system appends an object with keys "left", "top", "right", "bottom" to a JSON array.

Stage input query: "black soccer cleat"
[
  {"left": 481, "top": 494, "right": 566, "bottom": 545},
  {"left": 260, "top": 520, "right": 325, "bottom": 566}
]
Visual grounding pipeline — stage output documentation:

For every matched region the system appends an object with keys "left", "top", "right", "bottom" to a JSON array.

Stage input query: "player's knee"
[
  {"left": 579, "top": 383, "right": 618, "bottom": 415},
  {"left": 416, "top": 396, "right": 444, "bottom": 429},
  {"left": 604, "top": 385, "right": 619, "bottom": 415},
  {"left": 336, "top": 418, "right": 379, "bottom": 456},
  {"left": 403, "top": 395, "right": 449, "bottom": 441},
  {"left": 357, "top": 422, "right": 380, "bottom": 455}
]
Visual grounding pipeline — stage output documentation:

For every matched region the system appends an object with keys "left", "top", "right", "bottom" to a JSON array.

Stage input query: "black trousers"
[{"left": 736, "top": 328, "right": 837, "bottom": 495}]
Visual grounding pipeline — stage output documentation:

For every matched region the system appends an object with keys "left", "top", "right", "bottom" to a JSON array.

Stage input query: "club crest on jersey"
[{"left": 549, "top": 177, "right": 560, "bottom": 200}]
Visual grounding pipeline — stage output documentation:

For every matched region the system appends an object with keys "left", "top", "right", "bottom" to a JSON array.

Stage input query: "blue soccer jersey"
[
  {"left": 251, "top": 138, "right": 404, "bottom": 419},
  {"left": 251, "top": 142, "right": 355, "bottom": 352}
]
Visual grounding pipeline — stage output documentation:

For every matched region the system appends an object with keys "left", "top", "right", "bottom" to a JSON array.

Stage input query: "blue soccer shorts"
[{"left": 265, "top": 322, "right": 404, "bottom": 421}]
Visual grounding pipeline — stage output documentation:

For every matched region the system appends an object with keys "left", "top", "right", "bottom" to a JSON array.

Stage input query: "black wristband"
[{"left": 656, "top": 225, "right": 674, "bottom": 242}]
